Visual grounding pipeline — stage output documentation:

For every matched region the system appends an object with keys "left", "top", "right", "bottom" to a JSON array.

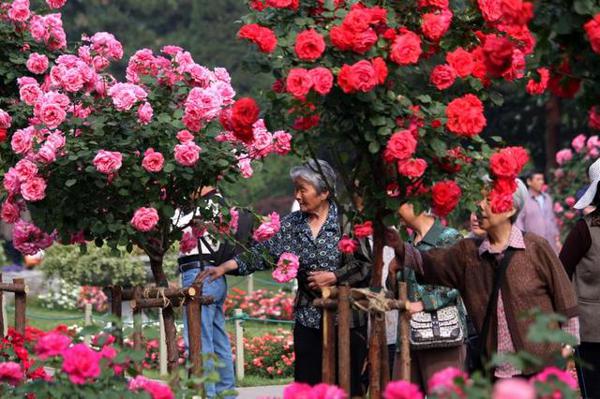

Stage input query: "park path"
[{"left": 236, "top": 385, "right": 285, "bottom": 399}]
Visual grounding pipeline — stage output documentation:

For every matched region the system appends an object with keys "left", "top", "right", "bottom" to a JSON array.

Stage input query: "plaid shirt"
[{"left": 479, "top": 225, "right": 580, "bottom": 378}]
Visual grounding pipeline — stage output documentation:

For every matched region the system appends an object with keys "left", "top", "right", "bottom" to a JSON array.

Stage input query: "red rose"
[
  {"left": 489, "top": 189, "right": 514, "bottom": 214},
  {"left": 493, "top": 177, "right": 517, "bottom": 195},
  {"left": 489, "top": 150, "right": 519, "bottom": 179},
  {"left": 477, "top": 0, "right": 503, "bottom": 23},
  {"left": 431, "top": 180, "right": 461, "bottom": 217},
  {"left": 421, "top": 9, "right": 453, "bottom": 42},
  {"left": 445, "top": 94, "right": 486, "bottom": 137},
  {"left": 390, "top": 29, "right": 422, "bottom": 65},
  {"left": 342, "top": 8, "right": 372, "bottom": 33},
  {"left": 266, "top": 0, "right": 299, "bottom": 9},
  {"left": 250, "top": 0, "right": 266, "bottom": 11},
  {"left": 337, "top": 64, "right": 354, "bottom": 93},
  {"left": 309, "top": 67, "right": 333, "bottom": 95},
  {"left": 526, "top": 67, "right": 549, "bottom": 95},
  {"left": 338, "top": 235, "right": 358, "bottom": 253},
  {"left": 337, "top": 60, "right": 378, "bottom": 94},
  {"left": 286, "top": 68, "right": 313, "bottom": 99},
  {"left": 589, "top": 106, "right": 600, "bottom": 130},
  {"left": 350, "top": 28, "right": 378, "bottom": 54},
  {"left": 431, "top": 119, "right": 442, "bottom": 128},
  {"left": 397, "top": 158, "right": 428, "bottom": 178},
  {"left": 237, "top": 24, "right": 277, "bottom": 53},
  {"left": 470, "top": 46, "right": 490, "bottom": 85},
  {"left": 446, "top": 47, "right": 474, "bottom": 78},
  {"left": 417, "top": 0, "right": 449, "bottom": 9},
  {"left": 383, "top": 28, "right": 397, "bottom": 41},
  {"left": 353, "top": 221, "right": 373, "bottom": 239},
  {"left": 430, "top": 64, "right": 456, "bottom": 90},
  {"left": 383, "top": 130, "right": 417, "bottom": 163},
  {"left": 548, "top": 60, "right": 581, "bottom": 98},
  {"left": 371, "top": 57, "right": 388, "bottom": 84},
  {"left": 584, "top": 14, "right": 600, "bottom": 54},
  {"left": 295, "top": 29, "right": 326, "bottom": 61},
  {"left": 330, "top": 25, "right": 354, "bottom": 51},
  {"left": 0, "top": 128, "right": 6, "bottom": 142},
  {"left": 231, "top": 98, "right": 260, "bottom": 142},
  {"left": 481, "top": 34, "right": 514, "bottom": 77}
]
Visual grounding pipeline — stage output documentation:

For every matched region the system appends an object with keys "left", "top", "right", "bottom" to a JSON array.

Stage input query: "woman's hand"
[
  {"left": 307, "top": 271, "right": 337, "bottom": 290},
  {"left": 196, "top": 265, "right": 226, "bottom": 283}
]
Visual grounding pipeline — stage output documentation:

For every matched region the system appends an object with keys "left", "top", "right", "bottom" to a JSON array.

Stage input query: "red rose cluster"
[
  {"left": 338, "top": 58, "right": 387, "bottom": 94},
  {"left": 237, "top": 24, "right": 277, "bottom": 53},
  {"left": 445, "top": 94, "right": 486, "bottom": 137},
  {"left": 219, "top": 97, "right": 261, "bottom": 142},
  {"left": 286, "top": 67, "right": 334, "bottom": 98},
  {"left": 330, "top": 5, "right": 387, "bottom": 54},
  {"left": 489, "top": 146, "right": 529, "bottom": 213},
  {"left": 431, "top": 180, "right": 461, "bottom": 217}
]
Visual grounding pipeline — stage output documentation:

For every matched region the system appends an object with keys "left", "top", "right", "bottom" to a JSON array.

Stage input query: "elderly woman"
[
  {"left": 388, "top": 179, "right": 579, "bottom": 379},
  {"left": 199, "top": 159, "right": 370, "bottom": 395}
]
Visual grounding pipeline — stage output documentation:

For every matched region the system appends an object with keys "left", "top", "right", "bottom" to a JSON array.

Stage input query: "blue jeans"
[{"left": 182, "top": 267, "right": 235, "bottom": 398}]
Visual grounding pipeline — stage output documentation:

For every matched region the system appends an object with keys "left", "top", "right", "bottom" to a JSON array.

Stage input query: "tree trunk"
[
  {"left": 545, "top": 97, "right": 560, "bottom": 174},
  {"left": 149, "top": 256, "right": 179, "bottom": 373}
]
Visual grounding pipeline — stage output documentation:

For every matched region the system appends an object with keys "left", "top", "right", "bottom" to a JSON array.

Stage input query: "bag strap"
[{"left": 478, "top": 247, "right": 516, "bottom": 363}]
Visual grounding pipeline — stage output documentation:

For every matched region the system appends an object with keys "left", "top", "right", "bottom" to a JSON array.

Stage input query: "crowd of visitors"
[{"left": 177, "top": 157, "right": 599, "bottom": 398}]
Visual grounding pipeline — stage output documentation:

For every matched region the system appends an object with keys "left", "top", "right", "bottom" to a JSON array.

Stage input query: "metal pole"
[
  {"left": 159, "top": 311, "right": 168, "bottom": 376},
  {"left": 234, "top": 309, "right": 245, "bottom": 381},
  {"left": 247, "top": 275, "right": 254, "bottom": 294}
]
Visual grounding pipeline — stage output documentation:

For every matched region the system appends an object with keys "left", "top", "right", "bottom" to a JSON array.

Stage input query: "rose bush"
[{"left": 223, "top": 288, "right": 294, "bottom": 320}]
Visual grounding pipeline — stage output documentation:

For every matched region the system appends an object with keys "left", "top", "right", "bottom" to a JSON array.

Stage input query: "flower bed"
[
  {"left": 231, "top": 327, "right": 294, "bottom": 379},
  {"left": 224, "top": 288, "right": 294, "bottom": 321}
]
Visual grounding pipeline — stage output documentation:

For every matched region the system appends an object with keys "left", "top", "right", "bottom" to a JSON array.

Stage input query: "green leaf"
[
  {"left": 65, "top": 179, "right": 77, "bottom": 187},
  {"left": 489, "top": 92, "right": 504, "bottom": 106},
  {"left": 370, "top": 115, "right": 387, "bottom": 126},
  {"left": 163, "top": 163, "right": 175, "bottom": 173},
  {"left": 368, "top": 141, "right": 380, "bottom": 154},
  {"left": 574, "top": 0, "right": 595, "bottom": 15},
  {"left": 416, "top": 94, "right": 431, "bottom": 104}
]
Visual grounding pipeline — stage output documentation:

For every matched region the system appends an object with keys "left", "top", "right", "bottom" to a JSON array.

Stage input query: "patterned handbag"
[{"left": 409, "top": 305, "right": 464, "bottom": 350}]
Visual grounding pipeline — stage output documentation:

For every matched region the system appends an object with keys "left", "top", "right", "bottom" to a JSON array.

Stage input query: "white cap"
[{"left": 574, "top": 158, "right": 600, "bottom": 209}]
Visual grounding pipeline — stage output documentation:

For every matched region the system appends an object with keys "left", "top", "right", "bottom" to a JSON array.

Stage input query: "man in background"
[{"left": 516, "top": 170, "right": 561, "bottom": 253}]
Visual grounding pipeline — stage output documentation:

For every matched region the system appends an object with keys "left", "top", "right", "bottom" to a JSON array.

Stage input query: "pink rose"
[
  {"left": 26, "top": 53, "right": 49, "bottom": 74},
  {"left": 46, "top": 131, "right": 66, "bottom": 149},
  {"left": 46, "top": 0, "right": 67, "bottom": 9},
  {"left": 35, "top": 332, "right": 72, "bottom": 360},
  {"left": 273, "top": 252, "right": 299, "bottom": 283},
  {"left": 142, "top": 148, "right": 164, "bottom": 172},
  {"left": 130, "top": 207, "right": 159, "bottom": 232},
  {"left": 1, "top": 201, "right": 21, "bottom": 224},
  {"left": 250, "top": 120, "right": 273, "bottom": 159},
  {"left": 530, "top": 366, "right": 578, "bottom": 398},
  {"left": 252, "top": 212, "right": 281, "bottom": 242},
  {"left": 283, "top": 383, "right": 313, "bottom": 399},
  {"left": 553, "top": 202, "right": 564, "bottom": 213},
  {"left": 176, "top": 129, "right": 195, "bottom": 143},
  {"left": 61, "top": 343, "right": 101, "bottom": 385},
  {"left": 272, "top": 130, "right": 292, "bottom": 155},
  {"left": 397, "top": 158, "right": 428, "bottom": 178},
  {"left": 564, "top": 211, "right": 576, "bottom": 220},
  {"left": 0, "top": 362, "right": 24, "bottom": 386},
  {"left": 21, "top": 176, "right": 47, "bottom": 202},
  {"left": 180, "top": 231, "right": 197, "bottom": 254},
  {"left": 492, "top": 378, "right": 535, "bottom": 399},
  {"left": 128, "top": 375, "right": 175, "bottom": 399},
  {"left": 107, "top": 83, "right": 147, "bottom": 111},
  {"left": 174, "top": 141, "right": 201, "bottom": 167},
  {"left": 229, "top": 208, "right": 239, "bottom": 233},
  {"left": 14, "top": 159, "right": 38, "bottom": 181},
  {"left": 11, "top": 127, "right": 34, "bottom": 155},
  {"left": 0, "top": 109, "right": 11, "bottom": 129},
  {"left": 37, "top": 143, "right": 57, "bottom": 164},
  {"left": 137, "top": 102, "right": 153, "bottom": 125},
  {"left": 338, "top": 235, "right": 358, "bottom": 254},
  {"left": 8, "top": 0, "right": 30, "bottom": 22},
  {"left": 428, "top": 367, "right": 468, "bottom": 396},
  {"left": 555, "top": 148, "right": 573, "bottom": 165},
  {"left": 238, "top": 157, "right": 253, "bottom": 178},
  {"left": 3, "top": 169, "right": 21, "bottom": 195},
  {"left": 565, "top": 196, "right": 576, "bottom": 207},
  {"left": 37, "top": 102, "right": 67, "bottom": 129},
  {"left": 383, "top": 380, "right": 423, "bottom": 399},
  {"left": 572, "top": 134, "right": 586, "bottom": 153},
  {"left": 13, "top": 220, "right": 54, "bottom": 255},
  {"left": 587, "top": 135, "right": 600, "bottom": 150},
  {"left": 310, "top": 383, "right": 347, "bottom": 399},
  {"left": 93, "top": 150, "right": 123, "bottom": 174}
]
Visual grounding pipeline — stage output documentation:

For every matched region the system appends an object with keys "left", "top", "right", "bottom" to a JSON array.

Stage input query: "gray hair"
[
  {"left": 290, "top": 159, "right": 337, "bottom": 196},
  {"left": 482, "top": 175, "right": 529, "bottom": 223}
]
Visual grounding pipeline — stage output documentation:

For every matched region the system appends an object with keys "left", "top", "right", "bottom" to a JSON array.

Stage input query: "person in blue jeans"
[{"left": 176, "top": 186, "right": 253, "bottom": 399}]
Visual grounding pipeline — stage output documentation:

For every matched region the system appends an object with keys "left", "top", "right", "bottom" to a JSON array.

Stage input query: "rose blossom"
[
  {"left": 446, "top": 48, "right": 474, "bottom": 78},
  {"left": 21, "top": 176, "right": 47, "bottom": 202},
  {"left": 430, "top": 64, "right": 456, "bottom": 90},
  {"left": 174, "top": 141, "right": 201, "bottom": 167},
  {"left": 26, "top": 53, "right": 49, "bottom": 75},
  {"left": 397, "top": 158, "right": 428, "bottom": 178},
  {"left": 237, "top": 24, "right": 277, "bottom": 53},
  {"left": 273, "top": 252, "right": 299, "bottom": 283},
  {"left": 338, "top": 235, "right": 358, "bottom": 254},
  {"left": 0, "top": 362, "right": 24, "bottom": 386},
  {"left": 35, "top": 332, "right": 72, "bottom": 359},
  {"left": 554, "top": 202, "right": 564, "bottom": 213},
  {"left": 572, "top": 134, "right": 586, "bottom": 153},
  {"left": 252, "top": 212, "right": 281, "bottom": 242},
  {"left": 128, "top": 375, "right": 175, "bottom": 399},
  {"left": 130, "top": 207, "right": 159, "bottom": 232},
  {"left": 62, "top": 343, "right": 101, "bottom": 384},
  {"left": 3, "top": 169, "right": 21, "bottom": 195},
  {"left": 432, "top": 180, "right": 461, "bottom": 217},
  {"left": 555, "top": 148, "right": 573, "bottom": 165},
  {"left": 46, "top": 0, "right": 67, "bottom": 9},
  {"left": 180, "top": 231, "right": 197, "bottom": 254},
  {"left": 428, "top": 367, "right": 469, "bottom": 396},
  {"left": 0, "top": 109, "right": 11, "bottom": 130},
  {"left": 526, "top": 67, "right": 550, "bottom": 95},
  {"left": 238, "top": 157, "right": 253, "bottom": 178},
  {"left": 337, "top": 60, "right": 378, "bottom": 93},
  {"left": 492, "top": 378, "right": 535, "bottom": 399},
  {"left": 310, "top": 383, "right": 347, "bottom": 399},
  {"left": 37, "top": 143, "right": 57, "bottom": 164},
  {"left": 565, "top": 196, "right": 576, "bottom": 207},
  {"left": 1, "top": 201, "right": 21, "bottom": 224},
  {"left": 390, "top": 29, "right": 422, "bottom": 65},
  {"left": 421, "top": 9, "right": 452, "bottom": 41},
  {"left": 445, "top": 94, "right": 486, "bottom": 137},
  {"left": 11, "top": 126, "right": 34, "bottom": 155},
  {"left": 286, "top": 68, "right": 313, "bottom": 99},
  {"left": 93, "top": 150, "right": 123, "bottom": 174},
  {"left": 177, "top": 129, "right": 195, "bottom": 143},
  {"left": 137, "top": 102, "right": 153, "bottom": 125},
  {"left": 590, "top": 106, "right": 600, "bottom": 130},
  {"left": 142, "top": 148, "right": 164, "bottom": 172},
  {"left": 12, "top": 220, "right": 54, "bottom": 255},
  {"left": 107, "top": 82, "right": 147, "bottom": 111},
  {"left": 272, "top": 130, "right": 292, "bottom": 155},
  {"left": 383, "top": 380, "right": 423, "bottom": 399},
  {"left": 309, "top": 67, "right": 333, "bottom": 95},
  {"left": 8, "top": 0, "right": 30, "bottom": 22},
  {"left": 584, "top": 13, "right": 600, "bottom": 54},
  {"left": 383, "top": 130, "right": 417, "bottom": 163},
  {"left": 354, "top": 221, "right": 373, "bottom": 239},
  {"left": 295, "top": 29, "right": 326, "bottom": 61}
]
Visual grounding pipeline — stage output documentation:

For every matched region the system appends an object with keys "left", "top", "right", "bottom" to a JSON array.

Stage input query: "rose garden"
[{"left": 0, "top": 0, "right": 599, "bottom": 398}]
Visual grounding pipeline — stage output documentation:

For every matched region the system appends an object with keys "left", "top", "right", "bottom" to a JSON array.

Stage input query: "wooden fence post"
[
  {"left": 186, "top": 284, "right": 203, "bottom": 394},
  {"left": 322, "top": 302, "right": 336, "bottom": 384},
  {"left": 13, "top": 278, "right": 26, "bottom": 335},
  {"left": 337, "top": 285, "right": 351, "bottom": 395},
  {"left": 132, "top": 287, "right": 143, "bottom": 373},
  {"left": 399, "top": 282, "right": 410, "bottom": 381},
  {"left": 159, "top": 311, "right": 168, "bottom": 377},
  {"left": 111, "top": 286, "right": 123, "bottom": 346},
  {"left": 369, "top": 313, "right": 383, "bottom": 399},
  {"left": 234, "top": 308, "right": 245, "bottom": 381}
]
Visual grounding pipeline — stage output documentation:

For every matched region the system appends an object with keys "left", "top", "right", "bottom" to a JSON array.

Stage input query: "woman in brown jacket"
[{"left": 388, "top": 178, "right": 579, "bottom": 379}]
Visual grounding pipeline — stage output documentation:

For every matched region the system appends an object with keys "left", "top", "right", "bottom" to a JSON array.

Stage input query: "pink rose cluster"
[
  {"left": 29, "top": 13, "right": 67, "bottom": 50},
  {"left": 93, "top": 150, "right": 123, "bottom": 174},
  {"left": 246, "top": 119, "right": 292, "bottom": 159},
  {"left": 33, "top": 90, "right": 71, "bottom": 129},
  {"left": 107, "top": 82, "right": 148, "bottom": 111},
  {"left": 12, "top": 220, "right": 54, "bottom": 255},
  {"left": 273, "top": 252, "right": 300, "bottom": 283},
  {"left": 555, "top": 133, "right": 600, "bottom": 165},
  {"left": 284, "top": 382, "right": 346, "bottom": 399},
  {"left": 252, "top": 212, "right": 281, "bottom": 242},
  {"left": 128, "top": 375, "right": 175, "bottom": 399},
  {"left": 81, "top": 32, "right": 124, "bottom": 71},
  {"left": 4, "top": 157, "right": 49, "bottom": 202},
  {"left": 0, "top": 361, "right": 24, "bottom": 386}
]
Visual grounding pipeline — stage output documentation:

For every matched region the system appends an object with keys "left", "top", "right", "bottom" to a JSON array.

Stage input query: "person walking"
[
  {"left": 516, "top": 171, "right": 562, "bottom": 253},
  {"left": 198, "top": 160, "right": 371, "bottom": 397},
  {"left": 175, "top": 186, "right": 252, "bottom": 399},
  {"left": 560, "top": 158, "right": 600, "bottom": 399}
]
